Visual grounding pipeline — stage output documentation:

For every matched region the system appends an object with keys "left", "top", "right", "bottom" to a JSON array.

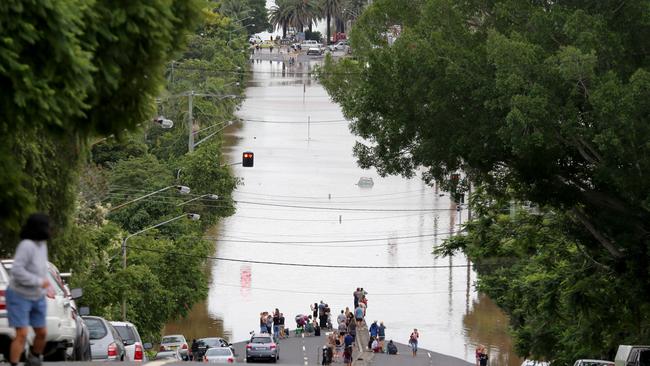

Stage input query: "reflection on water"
[
  {"left": 463, "top": 294, "right": 523, "bottom": 366},
  {"left": 165, "top": 59, "right": 520, "bottom": 364}
]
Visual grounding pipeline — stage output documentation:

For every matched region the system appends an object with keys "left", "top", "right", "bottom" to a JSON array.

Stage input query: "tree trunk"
[
  {"left": 283, "top": 21, "right": 287, "bottom": 38},
  {"left": 326, "top": 13, "right": 331, "bottom": 44}
]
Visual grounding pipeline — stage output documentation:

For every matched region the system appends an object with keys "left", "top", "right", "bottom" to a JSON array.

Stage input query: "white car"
[
  {"left": 328, "top": 41, "right": 348, "bottom": 51},
  {"left": 203, "top": 347, "right": 236, "bottom": 363},
  {"left": 1, "top": 260, "right": 79, "bottom": 361},
  {"left": 301, "top": 40, "right": 322, "bottom": 49},
  {"left": 306, "top": 46, "right": 323, "bottom": 55},
  {"left": 573, "top": 360, "right": 613, "bottom": 366},
  {"left": 522, "top": 361, "right": 551, "bottom": 366},
  {"left": 110, "top": 321, "right": 151, "bottom": 362}
]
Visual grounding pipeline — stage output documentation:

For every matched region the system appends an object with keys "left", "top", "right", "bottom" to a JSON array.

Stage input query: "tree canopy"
[{"left": 321, "top": 0, "right": 650, "bottom": 362}]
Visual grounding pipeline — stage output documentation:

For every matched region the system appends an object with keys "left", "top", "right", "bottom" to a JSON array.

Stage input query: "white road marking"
[
  {"left": 428, "top": 352, "right": 432, "bottom": 358},
  {"left": 303, "top": 345, "right": 306, "bottom": 351}
]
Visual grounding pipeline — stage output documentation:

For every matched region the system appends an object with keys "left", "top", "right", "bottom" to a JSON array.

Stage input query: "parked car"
[
  {"left": 83, "top": 316, "right": 128, "bottom": 362},
  {"left": 160, "top": 334, "right": 189, "bottom": 360},
  {"left": 574, "top": 360, "right": 614, "bottom": 366},
  {"left": 328, "top": 41, "right": 348, "bottom": 51},
  {"left": 0, "top": 264, "right": 12, "bottom": 361},
  {"left": 615, "top": 345, "right": 650, "bottom": 366},
  {"left": 203, "top": 347, "right": 236, "bottom": 363},
  {"left": 306, "top": 46, "right": 324, "bottom": 55},
  {"left": 154, "top": 349, "right": 183, "bottom": 361},
  {"left": 1, "top": 260, "right": 83, "bottom": 361},
  {"left": 110, "top": 321, "right": 150, "bottom": 362},
  {"left": 301, "top": 40, "right": 321, "bottom": 49},
  {"left": 357, "top": 177, "right": 374, "bottom": 187},
  {"left": 521, "top": 361, "right": 550, "bottom": 366},
  {"left": 194, "top": 337, "right": 233, "bottom": 361},
  {"left": 245, "top": 333, "right": 278, "bottom": 363}
]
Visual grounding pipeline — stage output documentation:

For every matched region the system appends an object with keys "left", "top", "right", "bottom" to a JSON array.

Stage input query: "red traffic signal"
[{"left": 242, "top": 151, "right": 254, "bottom": 167}]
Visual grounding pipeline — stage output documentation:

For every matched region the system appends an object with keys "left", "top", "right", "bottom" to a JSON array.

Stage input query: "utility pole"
[
  {"left": 188, "top": 90, "right": 194, "bottom": 152},
  {"left": 308, "top": 115, "right": 311, "bottom": 140}
]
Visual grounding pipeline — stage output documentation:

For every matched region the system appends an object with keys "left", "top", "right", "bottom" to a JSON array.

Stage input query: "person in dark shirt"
[{"left": 387, "top": 340, "right": 398, "bottom": 355}]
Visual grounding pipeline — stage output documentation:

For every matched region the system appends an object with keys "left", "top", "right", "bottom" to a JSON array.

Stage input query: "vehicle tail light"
[
  {"left": 107, "top": 342, "right": 118, "bottom": 358},
  {"left": 159, "top": 345, "right": 166, "bottom": 351},
  {"left": 270, "top": 343, "right": 276, "bottom": 350},
  {"left": 246, "top": 344, "right": 252, "bottom": 349},
  {"left": 203, "top": 356, "right": 208, "bottom": 363},
  {"left": 0, "top": 290, "right": 5, "bottom": 310},
  {"left": 182, "top": 343, "right": 188, "bottom": 350},
  {"left": 228, "top": 357, "right": 234, "bottom": 363},
  {"left": 134, "top": 343, "right": 143, "bottom": 361}
]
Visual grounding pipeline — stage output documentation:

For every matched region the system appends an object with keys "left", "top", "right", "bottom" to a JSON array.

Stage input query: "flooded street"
[{"left": 165, "top": 60, "right": 522, "bottom": 366}]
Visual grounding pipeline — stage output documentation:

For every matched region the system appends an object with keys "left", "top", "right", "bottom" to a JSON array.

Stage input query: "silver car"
[
  {"left": 110, "top": 321, "right": 151, "bottom": 362},
  {"left": 160, "top": 334, "right": 188, "bottom": 360},
  {"left": 84, "top": 316, "right": 128, "bottom": 361},
  {"left": 245, "top": 333, "right": 279, "bottom": 363},
  {"left": 204, "top": 347, "right": 235, "bottom": 363}
]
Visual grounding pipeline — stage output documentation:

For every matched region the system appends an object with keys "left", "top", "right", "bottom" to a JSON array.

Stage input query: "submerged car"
[
  {"left": 246, "top": 333, "right": 278, "bottom": 363},
  {"left": 194, "top": 337, "right": 233, "bottom": 361}
]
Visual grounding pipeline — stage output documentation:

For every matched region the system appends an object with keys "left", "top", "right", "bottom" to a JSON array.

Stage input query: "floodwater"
[{"left": 164, "top": 59, "right": 522, "bottom": 366}]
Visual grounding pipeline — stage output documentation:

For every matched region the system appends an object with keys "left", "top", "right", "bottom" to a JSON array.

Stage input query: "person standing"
[
  {"left": 273, "top": 309, "right": 280, "bottom": 340},
  {"left": 355, "top": 304, "right": 364, "bottom": 324},
  {"left": 378, "top": 322, "right": 386, "bottom": 352},
  {"left": 279, "top": 313, "right": 286, "bottom": 339},
  {"left": 353, "top": 288, "right": 360, "bottom": 308},
  {"left": 7, "top": 213, "right": 51, "bottom": 366},
  {"left": 190, "top": 339, "right": 198, "bottom": 361},
  {"left": 408, "top": 329, "right": 419, "bottom": 357},
  {"left": 337, "top": 310, "right": 346, "bottom": 326},
  {"left": 369, "top": 321, "right": 379, "bottom": 340},
  {"left": 478, "top": 346, "right": 489, "bottom": 366}
]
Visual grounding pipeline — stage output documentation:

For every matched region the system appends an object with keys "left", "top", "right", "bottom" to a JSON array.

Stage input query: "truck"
[{"left": 615, "top": 345, "right": 650, "bottom": 366}]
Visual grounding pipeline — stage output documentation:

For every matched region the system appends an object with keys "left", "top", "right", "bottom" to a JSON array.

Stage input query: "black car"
[{"left": 193, "top": 337, "right": 232, "bottom": 361}]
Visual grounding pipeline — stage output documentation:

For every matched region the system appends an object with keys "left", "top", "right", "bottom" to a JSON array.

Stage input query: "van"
[{"left": 615, "top": 345, "right": 650, "bottom": 366}]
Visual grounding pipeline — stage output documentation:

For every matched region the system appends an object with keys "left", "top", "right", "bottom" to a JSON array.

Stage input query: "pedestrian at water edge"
[
  {"left": 387, "top": 340, "right": 398, "bottom": 355},
  {"left": 266, "top": 314, "right": 273, "bottom": 334},
  {"left": 270, "top": 45, "right": 274, "bottom": 53},
  {"left": 279, "top": 313, "right": 286, "bottom": 339},
  {"left": 273, "top": 309, "right": 280, "bottom": 339},
  {"left": 260, "top": 313, "right": 267, "bottom": 333},
  {"left": 347, "top": 318, "right": 356, "bottom": 341},
  {"left": 190, "top": 339, "right": 198, "bottom": 361},
  {"left": 478, "top": 346, "right": 489, "bottom": 366},
  {"left": 371, "top": 338, "right": 381, "bottom": 353},
  {"left": 369, "top": 320, "right": 379, "bottom": 339},
  {"left": 311, "top": 302, "right": 318, "bottom": 319},
  {"left": 343, "top": 345, "right": 353, "bottom": 366},
  {"left": 7, "top": 213, "right": 52, "bottom": 366},
  {"left": 378, "top": 321, "right": 386, "bottom": 352},
  {"left": 354, "top": 305, "right": 364, "bottom": 325},
  {"left": 475, "top": 345, "right": 483, "bottom": 366},
  {"left": 409, "top": 328, "right": 419, "bottom": 357},
  {"left": 337, "top": 310, "right": 347, "bottom": 325},
  {"left": 338, "top": 319, "right": 347, "bottom": 336},
  {"left": 353, "top": 288, "right": 360, "bottom": 308}
]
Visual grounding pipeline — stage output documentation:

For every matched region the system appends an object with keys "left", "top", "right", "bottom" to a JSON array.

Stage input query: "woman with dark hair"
[{"left": 7, "top": 213, "right": 51, "bottom": 366}]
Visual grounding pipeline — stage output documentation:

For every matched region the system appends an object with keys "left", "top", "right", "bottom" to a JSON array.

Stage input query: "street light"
[
  {"left": 109, "top": 185, "right": 191, "bottom": 211},
  {"left": 177, "top": 194, "right": 219, "bottom": 207},
  {"left": 153, "top": 116, "right": 174, "bottom": 129},
  {"left": 121, "top": 212, "right": 200, "bottom": 320}
]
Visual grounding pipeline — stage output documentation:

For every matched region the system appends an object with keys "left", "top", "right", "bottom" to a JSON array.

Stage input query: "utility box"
[{"left": 615, "top": 345, "right": 650, "bottom": 366}]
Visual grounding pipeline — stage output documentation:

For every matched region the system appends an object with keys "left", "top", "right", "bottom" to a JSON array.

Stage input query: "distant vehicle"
[
  {"left": 194, "top": 337, "right": 233, "bottom": 361},
  {"left": 83, "top": 316, "right": 128, "bottom": 362},
  {"left": 573, "top": 360, "right": 614, "bottom": 366},
  {"left": 203, "top": 347, "right": 236, "bottom": 363},
  {"left": 328, "top": 41, "right": 348, "bottom": 51},
  {"left": 153, "top": 349, "right": 183, "bottom": 361},
  {"left": 521, "top": 361, "right": 550, "bottom": 366},
  {"left": 301, "top": 40, "right": 321, "bottom": 49},
  {"left": 357, "top": 177, "right": 374, "bottom": 187},
  {"left": 248, "top": 36, "right": 262, "bottom": 44},
  {"left": 306, "top": 46, "right": 324, "bottom": 56},
  {"left": 160, "top": 334, "right": 189, "bottom": 360},
  {"left": 246, "top": 333, "right": 279, "bottom": 363},
  {"left": 615, "top": 345, "right": 650, "bottom": 366},
  {"left": 110, "top": 321, "right": 151, "bottom": 362}
]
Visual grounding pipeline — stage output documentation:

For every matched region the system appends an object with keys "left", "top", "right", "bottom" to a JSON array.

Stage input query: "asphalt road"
[
  {"left": 366, "top": 342, "right": 473, "bottom": 366},
  {"left": 230, "top": 331, "right": 331, "bottom": 365}
]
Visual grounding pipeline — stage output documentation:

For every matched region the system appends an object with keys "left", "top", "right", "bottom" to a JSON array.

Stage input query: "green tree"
[
  {"left": 0, "top": 0, "right": 202, "bottom": 248},
  {"left": 269, "top": 0, "right": 292, "bottom": 38},
  {"left": 321, "top": 0, "right": 650, "bottom": 362}
]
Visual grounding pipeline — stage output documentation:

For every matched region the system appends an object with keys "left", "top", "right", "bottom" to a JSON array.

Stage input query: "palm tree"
[
  {"left": 286, "top": 0, "right": 320, "bottom": 33},
  {"left": 269, "top": 0, "right": 292, "bottom": 38},
  {"left": 320, "top": 0, "right": 342, "bottom": 44}
]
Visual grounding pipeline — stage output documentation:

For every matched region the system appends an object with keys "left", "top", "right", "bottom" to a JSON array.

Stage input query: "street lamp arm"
[
  {"left": 123, "top": 213, "right": 189, "bottom": 242},
  {"left": 177, "top": 194, "right": 219, "bottom": 207},
  {"left": 110, "top": 185, "right": 189, "bottom": 211},
  {"left": 193, "top": 123, "right": 233, "bottom": 148},
  {"left": 192, "top": 121, "right": 232, "bottom": 135}
]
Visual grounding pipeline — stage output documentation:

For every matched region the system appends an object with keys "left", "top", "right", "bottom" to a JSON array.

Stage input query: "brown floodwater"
[{"left": 165, "top": 59, "right": 523, "bottom": 366}]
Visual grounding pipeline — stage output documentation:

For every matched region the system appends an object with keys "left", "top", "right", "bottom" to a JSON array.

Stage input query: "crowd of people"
[{"left": 258, "top": 309, "right": 286, "bottom": 339}]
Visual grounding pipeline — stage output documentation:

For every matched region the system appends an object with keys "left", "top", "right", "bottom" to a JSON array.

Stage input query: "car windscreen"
[
  {"left": 162, "top": 336, "right": 184, "bottom": 344},
  {"left": 251, "top": 337, "right": 272, "bottom": 344},
  {"left": 206, "top": 348, "right": 231, "bottom": 356},
  {"left": 85, "top": 318, "right": 108, "bottom": 340},
  {"left": 114, "top": 325, "right": 136, "bottom": 342},
  {"left": 198, "top": 338, "right": 221, "bottom": 347}
]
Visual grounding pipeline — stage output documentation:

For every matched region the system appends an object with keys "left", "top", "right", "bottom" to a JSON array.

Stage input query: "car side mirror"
[
  {"left": 70, "top": 288, "right": 83, "bottom": 299},
  {"left": 144, "top": 343, "right": 153, "bottom": 350},
  {"left": 79, "top": 307, "right": 90, "bottom": 316}
]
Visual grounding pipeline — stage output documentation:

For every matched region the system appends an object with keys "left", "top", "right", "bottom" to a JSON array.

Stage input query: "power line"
[
  {"left": 211, "top": 282, "right": 472, "bottom": 296},
  {"left": 212, "top": 232, "right": 453, "bottom": 244},
  {"left": 234, "top": 200, "right": 453, "bottom": 212},
  {"left": 125, "top": 244, "right": 473, "bottom": 269}
]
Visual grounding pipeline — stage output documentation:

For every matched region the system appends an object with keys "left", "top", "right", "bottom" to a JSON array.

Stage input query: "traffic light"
[{"left": 242, "top": 151, "right": 254, "bottom": 167}]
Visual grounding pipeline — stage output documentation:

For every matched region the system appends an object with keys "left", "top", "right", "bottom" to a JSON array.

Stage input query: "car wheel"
[
  {"left": 246, "top": 357, "right": 251, "bottom": 363},
  {"left": 45, "top": 347, "right": 67, "bottom": 362}
]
